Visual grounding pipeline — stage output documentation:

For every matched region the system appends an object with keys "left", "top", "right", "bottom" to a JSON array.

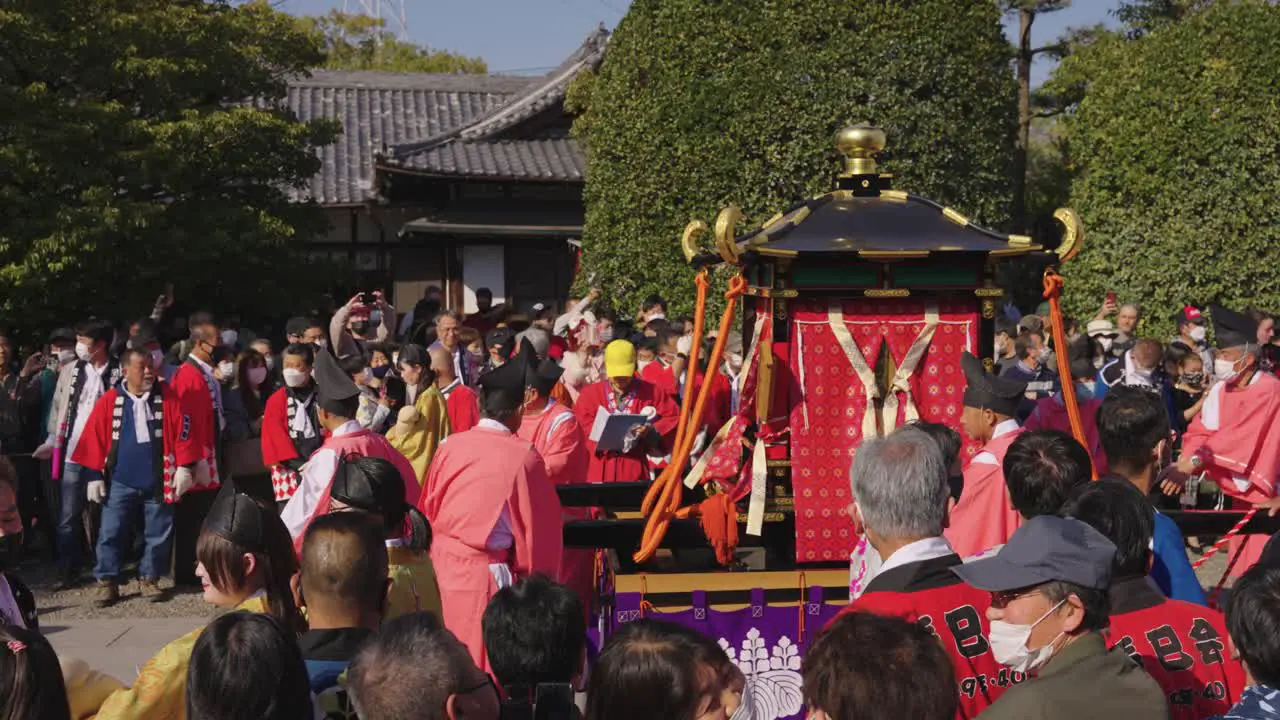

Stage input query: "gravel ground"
[
  {"left": 10, "top": 535, "right": 1240, "bottom": 623},
  {"left": 21, "top": 559, "right": 215, "bottom": 622}
]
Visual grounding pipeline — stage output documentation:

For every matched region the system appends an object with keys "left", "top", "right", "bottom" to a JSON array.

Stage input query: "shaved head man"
[
  {"left": 294, "top": 512, "right": 391, "bottom": 711},
  {"left": 430, "top": 346, "right": 457, "bottom": 389}
]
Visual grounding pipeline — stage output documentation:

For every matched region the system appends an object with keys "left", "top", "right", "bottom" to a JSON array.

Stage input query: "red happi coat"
[
  {"left": 841, "top": 553, "right": 1015, "bottom": 719},
  {"left": 444, "top": 383, "right": 480, "bottom": 435},
  {"left": 1181, "top": 372, "right": 1280, "bottom": 576},
  {"left": 944, "top": 427, "right": 1025, "bottom": 559},
  {"left": 170, "top": 361, "right": 221, "bottom": 487},
  {"left": 70, "top": 383, "right": 202, "bottom": 503},
  {"left": 261, "top": 387, "right": 322, "bottom": 502},
  {"left": 517, "top": 402, "right": 593, "bottom": 611},
  {"left": 573, "top": 378, "right": 679, "bottom": 483},
  {"left": 1105, "top": 577, "right": 1245, "bottom": 719},
  {"left": 639, "top": 361, "right": 677, "bottom": 395},
  {"left": 419, "top": 426, "right": 564, "bottom": 671}
]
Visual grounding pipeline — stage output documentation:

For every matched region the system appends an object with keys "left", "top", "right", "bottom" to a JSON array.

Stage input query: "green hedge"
[{"left": 573, "top": 0, "right": 1017, "bottom": 320}]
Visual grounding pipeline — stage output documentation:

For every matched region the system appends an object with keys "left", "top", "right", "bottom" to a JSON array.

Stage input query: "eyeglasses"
[{"left": 989, "top": 587, "right": 1043, "bottom": 609}]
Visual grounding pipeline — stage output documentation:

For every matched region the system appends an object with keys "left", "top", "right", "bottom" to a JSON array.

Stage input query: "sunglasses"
[{"left": 988, "top": 587, "right": 1043, "bottom": 609}]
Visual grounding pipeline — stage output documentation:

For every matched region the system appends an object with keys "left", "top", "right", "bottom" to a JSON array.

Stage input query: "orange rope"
[
  {"left": 642, "top": 271, "right": 709, "bottom": 515},
  {"left": 634, "top": 274, "right": 748, "bottom": 564},
  {"left": 1042, "top": 268, "right": 1094, "bottom": 479}
]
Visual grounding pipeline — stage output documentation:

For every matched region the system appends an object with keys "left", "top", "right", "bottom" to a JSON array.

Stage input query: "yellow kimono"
[
  {"left": 386, "top": 545, "right": 445, "bottom": 621},
  {"left": 387, "top": 385, "right": 450, "bottom": 486},
  {"left": 69, "top": 595, "right": 270, "bottom": 720}
]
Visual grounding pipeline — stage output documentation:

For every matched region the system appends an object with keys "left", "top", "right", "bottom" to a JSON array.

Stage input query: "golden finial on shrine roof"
[{"left": 835, "top": 123, "right": 886, "bottom": 178}]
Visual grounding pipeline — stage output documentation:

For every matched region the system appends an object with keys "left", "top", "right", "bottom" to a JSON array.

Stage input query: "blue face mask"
[
  {"left": 371, "top": 365, "right": 391, "bottom": 380},
  {"left": 1075, "top": 381, "right": 1097, "bottom": 401}
]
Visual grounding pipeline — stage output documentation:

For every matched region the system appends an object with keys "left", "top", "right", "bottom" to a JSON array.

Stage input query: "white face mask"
[
  {"left": 1215, "top": 357, "right": 1244, "bottom": 385},
  {"left": 263, "top": 354, "right": 275, "bottom": 370},
  {"left": 360, "top": 367, "right": 373, "bottom": 385},
  {"left": 283, "top": 368, "right": 309, "bottom": 388},
  {"left": 1189, "top": 326, "right": 1207, "bottom": 342},
  {"left": 57, "top": 349, "right": 76, "bottom": 365},
  {"left": 989, "top": 599, "right": 1066, "bottom": 674},
  {"left": 216, "top": 361, "right": 235, "bottom": 379},
  {"left": 220, "top": 330, "right": 238, "bottom": 347},
  {"left": 248, "top": 367, "right": 268, "bottom": 386},
  {"left": 599, "top": 326, "right": 614, "bottom": 343},
  {"left": 75, "top": 342, "right": 93, "bottom": 362},
  {"left": 637, "top": 359, "right": 653, "bottom": 372},
  {"left": 1098, "top": 337, "right": 1114, "bottom": 352}
]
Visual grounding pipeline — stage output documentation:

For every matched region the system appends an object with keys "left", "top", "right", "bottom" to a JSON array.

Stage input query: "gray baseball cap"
[{"left": 952, "top": 515, "right": 1117, "bottom": 591}]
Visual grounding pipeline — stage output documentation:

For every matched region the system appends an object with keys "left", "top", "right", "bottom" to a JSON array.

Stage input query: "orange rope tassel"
[
  {"left": 634, "top": 275, "right": 747, "bottom": 564},
  {"left": 1042, "top": 268, "right": 1094, "bottom": 479},
  {"left": 1192, "top": 507, "right": 1257, "bottom": 569}
]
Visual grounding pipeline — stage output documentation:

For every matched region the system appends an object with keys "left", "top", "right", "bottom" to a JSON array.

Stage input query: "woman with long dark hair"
[
  {"left": 68, "top": 493, "right": 303, "bottom": 719},
  {"left": 386, "top": 344, "right": 450, "bottom": 485}
]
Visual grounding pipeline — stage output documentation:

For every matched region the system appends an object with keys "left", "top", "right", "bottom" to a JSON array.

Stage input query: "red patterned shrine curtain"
[{"left": 789, "top": 298, "right": 979, "bottom": 563}]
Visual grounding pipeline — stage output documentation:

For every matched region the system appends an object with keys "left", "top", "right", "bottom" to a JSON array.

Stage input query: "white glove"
[
  {"left": 640, "top": 406, "right": 658, "bottom": 421},
  {"left": 87, "top": 480, "right": 106, "bottom": 504},
  {"left": 676, "top": 334, "right": 694, "bottom": 356},
  {"left": 193, "top": 459, "right": 214, "bottom": 487},
  {"left": 32, "top": 441, "right": 54, "bottom": 461},
  {"left": 173, "top": 466, "right": 194, "bottom": 499}
]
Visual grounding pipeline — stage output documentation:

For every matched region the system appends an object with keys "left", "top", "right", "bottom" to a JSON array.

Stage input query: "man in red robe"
[
  {"left": 167, "top": 312, "right": 223, "bottom": 586},
  {"left": 260, "top": 343, "right": 322, "bottom": 510},
  {"left": 944, "top": 353, "right": 1028, "bottom": 559},
  {"left": 419, "top": 348, "right": 564, "bottom": 671},
  {"left": 1177, "top": 304, "right": 1280, "bottom": 575},
  {"left": 638, "top": 328, "right": 679, "bottom": 396},
  {"left": 573, "top": 340, "right": 679, "bottom": 483},
  {"left": 514, "top": 340, "right": 593, "bottom": 610},
  {"left": 281, "top": 349, "right": 419, "bottom": 548},
  {"left": 431, "top": 346, "right": 478, "bottom": 434}
]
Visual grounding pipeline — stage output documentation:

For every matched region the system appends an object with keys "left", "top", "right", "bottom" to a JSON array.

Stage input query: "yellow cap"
[{"left": 604, "top": 339, "right": 637, "bottom": 378}]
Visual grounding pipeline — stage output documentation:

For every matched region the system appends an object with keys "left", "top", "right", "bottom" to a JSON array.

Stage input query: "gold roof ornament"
[
  {"left": 835, "top": 124, "right": 887, "bottom": 178},
  {"left": 677, "top": 122, "right": 1085, "bottom": 265}
]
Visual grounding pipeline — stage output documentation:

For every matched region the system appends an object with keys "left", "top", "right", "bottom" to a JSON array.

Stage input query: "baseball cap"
[
  {"left": 47, "top": 327, "right": 75, "bottom": 345},
  {"left": 1018, "top": 315, "right": 1044, "bottom": 334},
  {"left": 952, "top": 515, "right": 1117, "bottom": 592},
  {"left": 485, "top": 326, "right": 514, "bottom": 349},
  {"left": 604, "top": 339, "right": 637, "bottom": 378},
  {"left": 1172, "top": 305, "right": 1205, "bottom": 325},
  {"left": 1085, "top": 319, "right": 1118, "bottom": 338}
]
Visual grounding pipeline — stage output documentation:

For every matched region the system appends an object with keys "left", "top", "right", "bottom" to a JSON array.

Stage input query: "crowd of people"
[{"left": 2, "top": 284, "right": 1280, "bottom": 719}]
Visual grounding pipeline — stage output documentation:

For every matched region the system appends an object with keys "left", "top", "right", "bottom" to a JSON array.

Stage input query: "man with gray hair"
[
  {"left": 515, "top": 327, "right": 551, "bottom": 360},
  {"left": 429, "top": 310, "right": 476, "bottom": 387},
  {"left": 348, "top": 611, "right": 501, "bottom": 720},
  {"left": 1176, "top": 303, "right": 1280, "bottom": 574},
  {"left": 835, "top": 427, "right": 1010, "bottom": 718}
]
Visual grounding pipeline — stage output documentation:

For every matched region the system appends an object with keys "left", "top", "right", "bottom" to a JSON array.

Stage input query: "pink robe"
[
  {"left": 517, "top": 402, "right": 594, "bottom": 612},
  {"left": 1182, "top": 372, "right": 1280, "bottom": 576},
  {"left": 1024, "top": 395, "right": 1106, "bottom": 475},
  {"left": 419, "top": 426, "right": 564, "bottom": 671},
  {"left": 944, "top": 427, "right": 1025, "bottom": 559}
]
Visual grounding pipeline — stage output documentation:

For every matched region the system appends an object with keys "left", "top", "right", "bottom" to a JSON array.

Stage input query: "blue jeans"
[
  {"left": 94, "top": 482, "right": 174, "bottom": 582},
  {"left": 56, "top": 462, "right": 88, "bottom": 571}
]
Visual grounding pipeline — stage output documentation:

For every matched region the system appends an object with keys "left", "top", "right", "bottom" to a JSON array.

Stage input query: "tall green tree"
[
  {"left": 300, "top": 10, "right": 487, "bottom": 74},
  {"left": 0, "top": 0, "right": 338, "bottom": 340},
  {"left": 1048, "top": 0, "right": 1280, "bottom": 336},
  {"left": 573, "top": 0, "right": 1017, "bottom": 317}
]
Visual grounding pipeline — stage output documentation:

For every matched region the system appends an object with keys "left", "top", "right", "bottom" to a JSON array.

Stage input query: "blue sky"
[{"left": 282, "top": 0, "right": 1122, "bottom": 83}]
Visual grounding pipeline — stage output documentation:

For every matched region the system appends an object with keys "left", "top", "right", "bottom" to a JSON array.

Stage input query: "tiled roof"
[
  {"left": 380, "top": 26, "right": 608, "bottom": 184},
  {"left": 285, "top": 70, "right": 531, "bottom": 204},
  {"left": 393, "top": 138, "right": 585, "bottom": 181}
]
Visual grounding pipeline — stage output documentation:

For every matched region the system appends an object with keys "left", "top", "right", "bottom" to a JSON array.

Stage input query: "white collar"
[
  {"left": 477, "top": 418, "right": 512, "bottom": 434},
  {"left": 993, "top": 418, "right": 1020, "bottom": 439},
  {"left": 439, "top": 379, "right": 461, "bottom": 396},
  {"left": 189, "top": 354, "right": 214, "bottom": 376},
  {"left": 877, "top": 536, "right": 955, "bottom": 576},
  {"left": 384, "top": 538, "right": 405, "bottom": 548},
  {"left": 332, "top": 419, "right": 363, "bottom": 437}
]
